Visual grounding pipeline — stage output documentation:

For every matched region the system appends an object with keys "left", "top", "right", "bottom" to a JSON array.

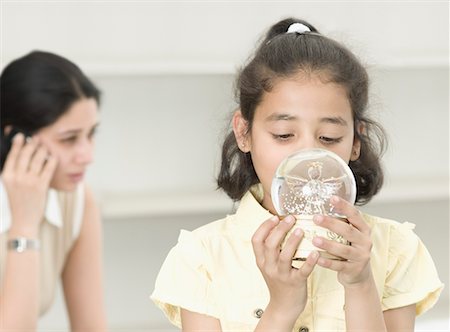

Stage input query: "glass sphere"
[
  {"left": 271, "top": 148, "right": 356, "bottom": 217},
  {"left": 271, "top": 148, "right": 357, "bottom": 261}
]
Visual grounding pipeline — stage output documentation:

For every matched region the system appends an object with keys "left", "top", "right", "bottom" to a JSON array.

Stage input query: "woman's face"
[
  {"left": 36, "top": 98, "right": 99, "bottom": 191},
  {"left": 235, "top": 76, "right": 360, "bottom": 213}
]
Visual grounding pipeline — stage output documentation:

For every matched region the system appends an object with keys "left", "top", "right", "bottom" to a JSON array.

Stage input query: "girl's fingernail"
[
  {"left": 270, "top": 215, "right": 279, "bottom": 223},
  {"left": 331, "top": 196, "right": 339, "bottom": 204},
  {"left": 314, "top": 215, "right": 323, "bottom": 224},
  {"left": 284, "top": 215, "right": 295, "bottom": 224},
  {"left": 313, "top": 237, "right": 323, "bottom": 246},
  {"left": 294, "top": 228, "right": 303, "bottom": 237}
]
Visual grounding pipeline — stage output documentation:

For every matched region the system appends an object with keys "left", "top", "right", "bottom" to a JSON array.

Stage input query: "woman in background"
[{"left": 0, "top": 51, "right": 107, "bottom": 331}]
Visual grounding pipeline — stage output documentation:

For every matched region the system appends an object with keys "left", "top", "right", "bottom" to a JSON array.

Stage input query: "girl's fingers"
[
  {"left": 316, "top": 255, "right": 346, "bottom": 272},
  {"left": 312, "top": 236, "right": 360, "bottom": 261},
  {"left": 3, "top": 133, "right": 25, "bottom": 173},
  {"left": 263, "top": 215, "right": 296, "bottom": 264},
  {"left": 330, "top": 196, "right": 370, "bottom": 235},
  {"left": 313, "top": 215, "right": 360, "bottom": 244},
  {"left": 252, "top": 216, "right": 280, "bottom": 265},
  {"left": 278, "top": 227, "right": 304, "bottom": 274},
  {"left": 297, "top": 250, "right": 319, "bottom": 278}
]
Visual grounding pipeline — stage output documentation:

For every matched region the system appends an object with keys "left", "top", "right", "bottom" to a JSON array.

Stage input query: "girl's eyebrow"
[
  {"left": 265, "top": 113, "right": 297, "bottom": 122},
  {"left": 320, "top": 116, "right": 348, "bottom": 126},
  {"left": 265, "top": 113, "right": 348, "bottom": 127}
]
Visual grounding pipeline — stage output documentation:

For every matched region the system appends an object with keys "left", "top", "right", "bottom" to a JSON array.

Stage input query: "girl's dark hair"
[
  {"left": 0, "top": 50, "right": 101, "bottom": 170},
  {"left": 217, "top": 18, "right": 386, "bottom": 205}
]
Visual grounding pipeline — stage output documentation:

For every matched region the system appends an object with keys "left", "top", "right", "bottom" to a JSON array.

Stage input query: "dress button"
[
  {"left": 299, "top": 326, "right": 309, "bottom": 332},
  {"left": 253, "top": 308, "right": 264, "bottom": 318}
]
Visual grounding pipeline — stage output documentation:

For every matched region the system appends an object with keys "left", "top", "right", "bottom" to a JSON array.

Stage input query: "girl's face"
[
  {"left": 234, "top": 76, "right": 360, "bottom": 213},
  {"left": 36, "top": 98, "right": 99, "bottom": 191}
]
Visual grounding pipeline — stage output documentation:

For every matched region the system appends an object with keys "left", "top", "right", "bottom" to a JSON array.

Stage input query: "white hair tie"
[{"left": 286, "top": 23, "right": 311, "bottom": 34}]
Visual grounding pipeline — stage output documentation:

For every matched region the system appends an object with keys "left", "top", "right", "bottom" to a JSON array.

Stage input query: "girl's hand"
[
  {"left": 2, "top": 133, "right": 58, "bottom": 236},
  {"left": 252, "top": 215, "right": 319, "bottom": 319},
  {"left": 312, "top": 196, "right": 372, "bottom": 287}
]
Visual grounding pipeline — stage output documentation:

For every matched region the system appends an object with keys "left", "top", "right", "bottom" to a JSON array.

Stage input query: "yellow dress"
[{"left": 151, "top": 186, "right": 443, "bottom": 331}]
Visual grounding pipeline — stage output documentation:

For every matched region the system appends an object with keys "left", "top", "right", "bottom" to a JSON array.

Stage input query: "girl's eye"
[
  {"left": 272, "top": 133, "right": 294, "bottom": 141},
  {"left": 88, "top": 128, "right": 97, "bottom": 139},
  {"left": 319, "top": 136, "right": 343, "bottom": 144}
]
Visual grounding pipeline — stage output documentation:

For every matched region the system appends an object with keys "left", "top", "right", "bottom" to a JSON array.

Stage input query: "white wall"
[
  {"left": 1, "top": 1, "right": 448, "bottom": 331},
  {"left": 38, "top": 68, "right": 450, "bottom": 331}
]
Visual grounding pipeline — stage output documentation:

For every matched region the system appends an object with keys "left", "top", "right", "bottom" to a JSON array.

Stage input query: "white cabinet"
[{"left": 84, "top": 67, "right": 449, "bottom": 219}]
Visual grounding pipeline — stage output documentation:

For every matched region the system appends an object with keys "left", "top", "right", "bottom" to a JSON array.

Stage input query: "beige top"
[
  {"left": 0, "top": 181, "right": 85, "bottom": 316},
  {"left": 151, "top": 185, "right": 444, "bottom": 331}
]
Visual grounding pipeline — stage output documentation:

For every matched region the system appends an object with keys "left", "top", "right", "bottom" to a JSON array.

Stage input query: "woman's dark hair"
[
  {"left": 217, "top": 18, "right": 386, "bottom": 205},
  {"left": 0, "top": 50, "right": 101, "bottom": 170}
]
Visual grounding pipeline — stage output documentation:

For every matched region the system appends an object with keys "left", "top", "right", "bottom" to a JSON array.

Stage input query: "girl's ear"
[
  {"left": 232, "top": 110, "right": 251, "bottom": 153},
  {"left": 351, "top": 122, "right": 364, "bottom": 161}
]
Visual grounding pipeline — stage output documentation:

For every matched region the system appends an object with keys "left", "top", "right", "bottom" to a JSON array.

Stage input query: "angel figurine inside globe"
[{"left": 271, "top": 148, "right": 357, "bottom": 261}]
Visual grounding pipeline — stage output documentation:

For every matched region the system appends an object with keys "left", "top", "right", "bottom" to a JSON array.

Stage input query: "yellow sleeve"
[
  {"left": 382, "top": 222, "right": 444, "bottom": 315},
  {"left": 150, "top": 230, "right": 219, "bottom": 328}
]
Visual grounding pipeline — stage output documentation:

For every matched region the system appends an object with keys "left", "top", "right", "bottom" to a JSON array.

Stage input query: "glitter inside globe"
[
  {"left": 271, "top": 148, "right": 356, "bottom": 217},
  {"left": 271, "top": 149, "right": 357, "bottom": 261}
]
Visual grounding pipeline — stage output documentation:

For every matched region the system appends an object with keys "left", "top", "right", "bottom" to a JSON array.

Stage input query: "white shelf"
[
  {"left": 81, "top": 59, "right": 450, "bottom": 77},
  {"left": 99, "top": 190, "right": 233, "bottom": 220},
  {"left": 98, "top": 176, "right": 449, "bottom": 219},
  {"left": 371, "top": 176, "right": 449, "bottom": 204},
  {"left": 84, "top": 62, "right": 238, "bottom": 77}
]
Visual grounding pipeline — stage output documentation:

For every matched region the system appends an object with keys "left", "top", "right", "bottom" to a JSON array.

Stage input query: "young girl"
[
  {"left": 0, "top": 51, "right": 107, "bottom": 330},
  {"left": 151, "top": 18, "right": 443, "bottom": 331}
]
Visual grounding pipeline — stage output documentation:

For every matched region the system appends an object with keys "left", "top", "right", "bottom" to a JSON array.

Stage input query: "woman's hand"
[
  {"left": 312, "top": 196, "right": 373, "bottom": 287},
  {"left": 252, "top": 215, "right": 319, "bottom": 321},
  {"left": 2, "top": 133, "right": 58, "bottom": 236}
]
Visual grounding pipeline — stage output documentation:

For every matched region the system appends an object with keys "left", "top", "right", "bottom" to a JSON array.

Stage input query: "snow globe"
[{"left": 271, "top": 148, "right": 357, "bottom": 260}]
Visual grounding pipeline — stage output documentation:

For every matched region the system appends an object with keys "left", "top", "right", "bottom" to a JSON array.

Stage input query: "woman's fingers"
[
  {"left": 40, "top": 154, "right": 58, "bottom": 184},
  {"left": 3, "top": 133, "right": 57, "bottom": 187},
  {"left": 3, "top": 132, "right": 25, "bottom": 173},
  {"left": 28, "top": 145, "right": 49, "bottom": 175},
  {"left": 15, "top": 136, "right": 38, "bottom": 173}
]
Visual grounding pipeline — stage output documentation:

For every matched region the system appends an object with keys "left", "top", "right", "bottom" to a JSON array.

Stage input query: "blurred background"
[{"left": 2, "top": 1, "right": 449, "bottom": 331}]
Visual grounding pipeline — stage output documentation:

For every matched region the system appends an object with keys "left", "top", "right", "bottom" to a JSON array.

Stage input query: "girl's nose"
[{"left": 296, "top": 136, "right": 319, "bottom": 151}]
